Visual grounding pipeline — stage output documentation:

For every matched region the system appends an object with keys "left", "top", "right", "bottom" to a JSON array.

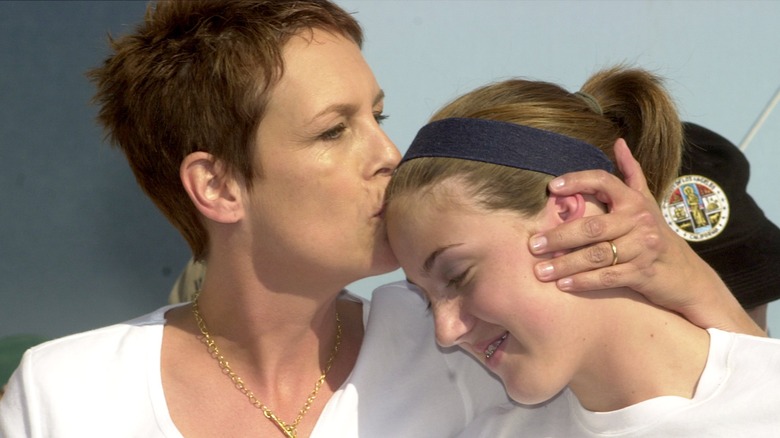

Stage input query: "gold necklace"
[{"left": 191, "top": 291, "right": 342, "bottom": 438}]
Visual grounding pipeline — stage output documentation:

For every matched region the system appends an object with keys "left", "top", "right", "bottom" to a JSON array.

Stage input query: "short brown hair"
[
  {"left": 89, "top": 0, "right": 363, "bottom": 260},
  {"left": 387, "top": 66, "right": 683, "bottom": 216}
]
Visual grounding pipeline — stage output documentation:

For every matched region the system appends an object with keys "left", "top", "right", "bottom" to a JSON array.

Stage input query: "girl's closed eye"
[{"left": 446, "top": 268, "right": 471, "bottom": 289}]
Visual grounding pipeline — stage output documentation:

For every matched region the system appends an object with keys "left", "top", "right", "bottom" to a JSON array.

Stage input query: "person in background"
[
  {"left": 663, "top": 122, "right": 780, "bottom": 331},
  {"left": 384, "top": 66, "right": 780, "bottom": 437},
  {"left": 168, "top": 257, "right": 206, "bottom": 304}
]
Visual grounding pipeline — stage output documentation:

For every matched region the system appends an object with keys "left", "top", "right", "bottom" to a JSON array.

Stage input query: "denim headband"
[{"left": 401, "top": 117, "right": 615, "bottom": 176}]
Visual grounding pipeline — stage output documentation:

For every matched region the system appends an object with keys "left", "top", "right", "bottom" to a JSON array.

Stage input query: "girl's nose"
[{"left": 433, "top": 298, "right": 473, "bottom": 348}]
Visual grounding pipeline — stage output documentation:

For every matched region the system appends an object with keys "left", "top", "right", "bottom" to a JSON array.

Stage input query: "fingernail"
[
  {"left": 550, "top": 177, "right": 565, "bottom": 190},
  {"left": 558, "top": 278, "right": 573, "bottom": 290},
  {"left": 530, "top": 235, "right": 547, "bottom": 252},
  {"left": 536, "top": 262, "right": 554, "bottom": 279}
]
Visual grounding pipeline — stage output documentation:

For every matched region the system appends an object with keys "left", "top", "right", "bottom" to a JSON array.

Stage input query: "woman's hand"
[{"left": 530, "top": 139, "right": 764, "bottom": 336}]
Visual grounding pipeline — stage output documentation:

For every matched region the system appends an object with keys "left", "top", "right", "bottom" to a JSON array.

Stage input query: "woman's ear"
[
  {"left": 547, "top": 193, "right": 587, "bottom": 224},
  {"left": 180, "top": 152, "right": 244, "bottom": 224}
]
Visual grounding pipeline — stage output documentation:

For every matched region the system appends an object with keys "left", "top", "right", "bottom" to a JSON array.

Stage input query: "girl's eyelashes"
[
  {"left": 319, "top": 123, "right": 346, "bottom": 141},
  {"left": 446, "top": 268, "right": 470, "bottom": 289}
]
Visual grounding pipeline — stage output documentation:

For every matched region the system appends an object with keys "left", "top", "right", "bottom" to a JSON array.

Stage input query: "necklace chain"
[{"left": 191, "top": 291, "right": 342, "bottom": 438}]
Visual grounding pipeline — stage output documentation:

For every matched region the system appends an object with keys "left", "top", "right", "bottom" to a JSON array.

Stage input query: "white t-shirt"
[
  {"left": 0, "top": 281, "right": 522, "bottom": 438},
  {"left": 459, "top": 328, "right": 780, "bottom": 437}
]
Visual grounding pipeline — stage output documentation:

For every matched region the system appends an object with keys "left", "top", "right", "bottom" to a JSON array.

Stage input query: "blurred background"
[{"left": 1, "top": 0, "right": 778, "bottom": 340}]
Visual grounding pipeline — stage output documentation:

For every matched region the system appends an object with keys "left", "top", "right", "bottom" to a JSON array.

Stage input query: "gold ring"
[{"left": 609, "top": 241, "right": 618, "bottom": 266}]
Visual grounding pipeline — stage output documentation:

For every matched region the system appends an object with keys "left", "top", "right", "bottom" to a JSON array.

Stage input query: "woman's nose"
[{"left": 373, "top": 127, "right": 401, "bottom": 177}]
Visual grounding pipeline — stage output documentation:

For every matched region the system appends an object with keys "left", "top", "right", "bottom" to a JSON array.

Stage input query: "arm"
[{"left": 530, "top": 139, "right": 764, "bottom": 336}]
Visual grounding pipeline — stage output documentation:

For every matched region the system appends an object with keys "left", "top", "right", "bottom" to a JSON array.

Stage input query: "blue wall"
[{"left": 1, "top": 1, "right": 778, "bottom": 338}]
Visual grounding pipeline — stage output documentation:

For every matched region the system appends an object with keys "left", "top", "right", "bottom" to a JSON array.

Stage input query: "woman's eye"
[
  {"left": 374, "top": 112, "right": 389, "bottom": 124},
  {"left": 319, "top": 123, "right": 346, "bottom": 141}
]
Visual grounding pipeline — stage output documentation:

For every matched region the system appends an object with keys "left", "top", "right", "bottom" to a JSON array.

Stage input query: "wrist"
[{"left": 692, "top": 263, "right": 765, "bottom": 336}]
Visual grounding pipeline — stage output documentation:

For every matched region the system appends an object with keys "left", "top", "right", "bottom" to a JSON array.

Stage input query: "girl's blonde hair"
[{"left": 386, "top": 66, "right": 682, "bottom": 216}]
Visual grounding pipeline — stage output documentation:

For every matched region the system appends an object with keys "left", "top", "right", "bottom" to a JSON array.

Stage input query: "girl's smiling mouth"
[{"left": 485, "top": 332, "right": 509, "bottom": 359}]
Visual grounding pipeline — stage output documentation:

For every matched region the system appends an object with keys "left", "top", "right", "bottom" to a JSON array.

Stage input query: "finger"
[
  {"left": 553, "top": 249, "right": 662, "bottom": 293},
  {"left": 534, "top": 236, "right": 647, "bottom": 282},
  {"left": 613, "top": 138, "right": 653, "bottom": 199},
  {"left": 554, "top": 263, "right": 638, "bottom": 292},
  {"left": 534, "top": 241, "right": 613, "bottom": 281},
  {"left": 548, "top": 169, "right": 645, "bottom": 211},
  {"left": 549, "top": 140, "right": 659, "bottom": 209},
  {"left": 530, "top": 211, "right": 634, "bottom": 255},
  {"left": 547, "top": 169, "right": 621, "bottom": 198}
]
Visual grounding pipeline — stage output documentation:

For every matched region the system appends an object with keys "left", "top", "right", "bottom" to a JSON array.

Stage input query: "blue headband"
[{"left": 401, "top": 118, "right": 615, "bottom": 176}]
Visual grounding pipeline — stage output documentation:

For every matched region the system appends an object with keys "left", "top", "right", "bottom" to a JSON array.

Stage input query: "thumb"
[{"left": 614, "top": 138, "right": 653, "bottom": 198}]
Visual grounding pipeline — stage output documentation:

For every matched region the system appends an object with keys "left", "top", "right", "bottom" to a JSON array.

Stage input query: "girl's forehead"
[{"left": 389, "top": 180, "right": 479, "bottom": 221}]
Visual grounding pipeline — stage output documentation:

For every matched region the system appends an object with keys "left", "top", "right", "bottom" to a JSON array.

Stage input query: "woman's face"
[
  {"left": 245, "top": 29, "right": 401, "bottom": 289},
  {"left": 386, "top": 179, "right": 590, "bottom": 405}
]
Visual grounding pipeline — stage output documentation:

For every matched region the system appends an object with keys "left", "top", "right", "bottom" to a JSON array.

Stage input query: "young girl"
[{"left": 384, "top": 66, "right": 780, "bottom": 436}]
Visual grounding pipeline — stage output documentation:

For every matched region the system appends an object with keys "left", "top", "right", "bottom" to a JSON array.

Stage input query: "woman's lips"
[{"left": 484, "top": 332, "right": 509, "bottom": 359}]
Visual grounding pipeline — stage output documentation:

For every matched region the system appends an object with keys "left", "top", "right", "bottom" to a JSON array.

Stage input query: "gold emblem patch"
[{"left": 661, "top": 174, "right": 729, "bottom": 242}]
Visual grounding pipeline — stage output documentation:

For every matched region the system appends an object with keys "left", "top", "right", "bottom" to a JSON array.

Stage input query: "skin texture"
[
  {"left": 387, "top": 178, "right": 709, "bottom": 411},
  {"left": 162, "top": 29, "right": 399, "bottom": 437},
  {"left": 747, "top": 305, "right": 767, "bottom": 331},
  {"left": 241, "top": 28, "right": 400, "bottom": 290},
  {"left": 530, "top": 140, "right": 764, "bottom": 336}
]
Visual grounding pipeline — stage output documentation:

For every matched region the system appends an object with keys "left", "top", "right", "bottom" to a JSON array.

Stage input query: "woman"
[
  {"left": 0, "top": 2, "right": 759, "bottom": 437},
  {"left": 384, "top": 67, "right": 780, "bottom": 436}
]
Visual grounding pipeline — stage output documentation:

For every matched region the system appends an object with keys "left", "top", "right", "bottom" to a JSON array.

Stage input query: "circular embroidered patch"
[{"left": 661, "top": 174, "right": 729, "bottom": 242}]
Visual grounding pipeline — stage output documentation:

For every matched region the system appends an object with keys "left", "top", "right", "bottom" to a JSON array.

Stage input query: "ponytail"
[{"left": 581, "top": 66, "right": 683, "bottom": 199}]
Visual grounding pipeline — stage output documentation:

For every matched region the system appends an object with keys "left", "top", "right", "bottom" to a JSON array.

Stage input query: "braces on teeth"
[{"left": 484, "top": 332, "right": 508, "bottom": 359}]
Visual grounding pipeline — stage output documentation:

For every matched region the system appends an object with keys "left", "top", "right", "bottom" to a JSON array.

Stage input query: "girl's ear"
[
  {"left": 547, "top": 192, "right": 587, "bottom": 224},
  {"left": 180, "top": 152, "right": 244, "bottom": 224}
]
